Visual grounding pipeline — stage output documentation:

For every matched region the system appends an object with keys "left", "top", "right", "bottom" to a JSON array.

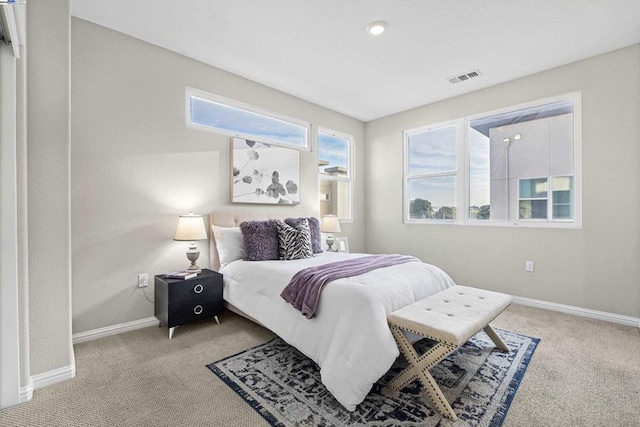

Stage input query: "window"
[
  {"left": 551, "top": 176, "right": 573, "bottom": 220},
  {"left": 186, "top": 87, "right": 310, "bottom": 149},
  {"left": 517, "top": 176, "right": 574, "bottom": 220},
  {"left": 318, "top": 129, "right": 354, "bottom": 221},
  {"left": 405, "top": 123, "right": 460, "bottom": 220},
  {"left": 518, "top": 178, "right": 548, "bottom": 219},
  {"left": 404, "top": 93, "right": 581, "bottom": 227}
]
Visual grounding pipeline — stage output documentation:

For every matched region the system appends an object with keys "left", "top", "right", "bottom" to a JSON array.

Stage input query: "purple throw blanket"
[{"left": 281, "top": 254, "right": 419, "bottom": 318}]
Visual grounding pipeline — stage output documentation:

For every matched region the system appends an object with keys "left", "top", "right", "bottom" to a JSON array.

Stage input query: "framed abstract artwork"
[{"left": 231, "top": 137, "right": 300, "bottom": 205}]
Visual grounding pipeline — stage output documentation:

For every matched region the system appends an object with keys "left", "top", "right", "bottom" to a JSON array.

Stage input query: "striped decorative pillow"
[
  {"left": 276, "top": 219, "right": 313, "bottom": 260},
  {"left": 285, "top": 217, "right": 322, "bottom": 253}
]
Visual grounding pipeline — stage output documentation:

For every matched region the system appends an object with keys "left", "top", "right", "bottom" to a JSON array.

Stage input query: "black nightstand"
[{"left": 154, "top": 268, "right": 223, "bottom": 339}]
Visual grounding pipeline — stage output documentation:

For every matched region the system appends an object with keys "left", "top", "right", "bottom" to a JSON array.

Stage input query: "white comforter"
[{"left": 220, "top": 252, "right": 456, "bottom": 411}]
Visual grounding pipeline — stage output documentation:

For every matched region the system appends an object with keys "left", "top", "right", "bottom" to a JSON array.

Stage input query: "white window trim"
[
  {"left": 403, "top": 92, "right": 582, "bottom": 229},
  {"left": 318, "top": 127, "right": 355, "bottom": 223},
  {"left": 185, "top": 86, "right": 311, "bottom": 151}
]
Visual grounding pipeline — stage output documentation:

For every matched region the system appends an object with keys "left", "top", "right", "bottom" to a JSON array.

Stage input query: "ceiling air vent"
[{"left": 448, "top": 69, "right": 482, "bottom": 84}]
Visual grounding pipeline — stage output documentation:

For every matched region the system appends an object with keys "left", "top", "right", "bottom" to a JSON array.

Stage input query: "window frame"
[
  {"left": 317, "top": 127, "right": 355, "bottom": 223},
  {"left": 185, "top": 86, "right": 311, "bottom": 150},
  {"left": 403, "top": 92, "right": 582, "bottom": 228}
]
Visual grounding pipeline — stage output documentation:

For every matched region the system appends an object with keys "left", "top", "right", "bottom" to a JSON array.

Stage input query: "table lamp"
[
  {"left": 174, "top": 212, "right": 207, "bottom": 274},
  {"left": 321, "top": 215, "right": 341, "bottom": 251}
]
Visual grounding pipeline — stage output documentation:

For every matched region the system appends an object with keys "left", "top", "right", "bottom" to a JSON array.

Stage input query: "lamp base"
[
  {"left": 186, "top": 244, "right": 202, "bottom": 274},
  {"left": 326, "top": 235, "right": 336, "bottom": 252}
]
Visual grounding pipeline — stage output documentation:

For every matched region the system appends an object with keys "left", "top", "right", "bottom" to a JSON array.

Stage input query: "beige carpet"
[{"left": 1, "top": 304, "right": 638, "bottom": 426}]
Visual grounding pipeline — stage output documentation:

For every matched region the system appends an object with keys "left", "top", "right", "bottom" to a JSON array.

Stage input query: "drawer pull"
[
  {"left": 193, "top": 305, "right": 203, "bottom": 315},
  {"left": 193, "top": 284, "right": 204, "bottom": 294}
]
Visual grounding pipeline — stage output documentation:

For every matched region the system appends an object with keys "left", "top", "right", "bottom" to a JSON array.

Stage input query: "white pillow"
[{"left": 212, "top": 225, "right": 245, "bottom": 269}]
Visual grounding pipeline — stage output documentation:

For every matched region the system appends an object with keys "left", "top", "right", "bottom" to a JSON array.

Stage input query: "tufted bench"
[{"left": 387, "top": 285, "right": 512, "bottom": 421}]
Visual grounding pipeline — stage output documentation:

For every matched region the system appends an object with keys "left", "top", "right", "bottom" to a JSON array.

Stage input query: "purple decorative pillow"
[
  {"left": 239, "top": 220, "right": 279, "bottom": 261},
  {"left": 285, "top": 217, "right": 322, "bottom": 253}
]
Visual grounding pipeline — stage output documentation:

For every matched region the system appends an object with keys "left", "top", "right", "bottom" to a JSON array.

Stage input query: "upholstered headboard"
[{"left": 209, "top": 209, "right": 314, "bottom": 271}]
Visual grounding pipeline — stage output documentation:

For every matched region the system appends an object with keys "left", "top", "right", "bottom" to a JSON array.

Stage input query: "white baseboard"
[
  {"left": 19, "top": 381, "right": 33, "bottom": 403},
  {"left": 32, "top": 365, "right": 76, "bottom": 390},
  {"left": 512, "top": 296, "right": 640, "bottom": 328},
  {"left": 72, "top": 316, "right": 158, "bottom": 344}
]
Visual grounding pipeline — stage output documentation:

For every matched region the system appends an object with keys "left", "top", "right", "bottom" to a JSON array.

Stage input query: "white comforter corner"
[{"left": 220, "top": 252, "right": 456, "bottom": 411}]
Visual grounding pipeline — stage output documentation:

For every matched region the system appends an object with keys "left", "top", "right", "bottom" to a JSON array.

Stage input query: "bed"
[{"left": 209, "top": 210, "right": 456, "bottom": 411}]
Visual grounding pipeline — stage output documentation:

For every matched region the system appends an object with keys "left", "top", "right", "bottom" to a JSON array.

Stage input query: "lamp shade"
[
  {"left": 174, "top": 213, "right": 207, "bottom": 241},
  {"left": 321, "top": 215, "right": 341, "bottom": 233}
]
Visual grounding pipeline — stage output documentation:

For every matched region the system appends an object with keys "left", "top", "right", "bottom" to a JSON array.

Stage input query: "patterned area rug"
[{"left": 208, "top": 329, "right": 539, "bottom": 426}]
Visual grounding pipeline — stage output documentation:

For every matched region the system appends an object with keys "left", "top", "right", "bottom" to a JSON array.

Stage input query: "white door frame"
[{"left": 0, "top": 4, "right": 21, "bottom": 409}]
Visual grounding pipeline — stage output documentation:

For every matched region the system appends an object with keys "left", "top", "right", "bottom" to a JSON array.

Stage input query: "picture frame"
[
  {"left": 231, "top": 137, "right": 300, "bottom": 205},
  {"left": 335, "top": 237, "right": 350, "bottom": 253}
]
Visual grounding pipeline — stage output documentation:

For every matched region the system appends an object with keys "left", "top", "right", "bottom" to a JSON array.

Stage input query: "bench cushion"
[{"left": 387, "top": 285, "right": 512, "bottom": 347}]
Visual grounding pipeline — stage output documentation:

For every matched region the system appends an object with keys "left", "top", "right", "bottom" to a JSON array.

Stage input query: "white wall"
[
  {"left": 365, "top": 44, "right": 640, "bottom": 318},
  {"left": 26, "top": 0, "right": 74, "bottom": 378},
  {"left": 70, "top": 18, "right": 366, "bottom": 334}
]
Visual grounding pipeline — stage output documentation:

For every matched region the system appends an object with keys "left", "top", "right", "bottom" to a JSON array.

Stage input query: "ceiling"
[{"left": 71, "top": 0, "right": 640, "bottom": 122}]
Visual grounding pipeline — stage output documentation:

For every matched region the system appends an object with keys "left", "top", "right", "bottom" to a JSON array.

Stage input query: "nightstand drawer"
[
  {"left": 169, "top": 277, "right": 222, "bottom": 303},
  {"left": 168, "top": 273, "right": 222, "bottom": 303},
  {"left": 166, "top": 296, "right": 224, "bottom": 328}
]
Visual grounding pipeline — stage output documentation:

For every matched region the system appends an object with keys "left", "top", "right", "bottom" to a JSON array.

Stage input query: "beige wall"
[
  {"left": 26, "top": 0, "right": 75, "bottom": 375},
  {"left": 70, "top": 18, "right": 366, "bottom": 334},
  {"left": 365, "top": 44, "right": 640, "bottom": 318}
]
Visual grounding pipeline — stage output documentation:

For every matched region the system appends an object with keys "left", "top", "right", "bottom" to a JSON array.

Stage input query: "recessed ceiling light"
[{"left": 367, "top": 21, "right": 386, "bottom": 36}]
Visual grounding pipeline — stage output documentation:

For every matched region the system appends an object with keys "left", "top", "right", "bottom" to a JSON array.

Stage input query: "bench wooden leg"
[
  {"left": 484, "top": 324, "right": 510, "bottom": 352},
  {"left": 388, "top": 325, "right": 459, "bottom": 421}
]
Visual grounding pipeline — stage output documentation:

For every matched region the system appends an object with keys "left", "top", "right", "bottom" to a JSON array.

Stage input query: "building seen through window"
[
  {"left": 318, "top": 130, "right": 353, "bottom": 221},
  {"left": 469, "top": 99, "right": 574, "bottom": 222}
]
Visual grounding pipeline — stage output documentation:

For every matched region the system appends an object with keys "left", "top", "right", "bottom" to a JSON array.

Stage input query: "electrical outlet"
[
  {"left": 525, "top": 261, "right": 534, "bottom": 272},
  {"left": 138, "top": 273, "right": 148, "bottom": 288}
]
